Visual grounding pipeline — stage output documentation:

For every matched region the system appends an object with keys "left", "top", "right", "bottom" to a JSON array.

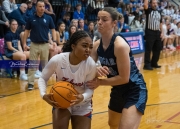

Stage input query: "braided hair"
[{"left": 62, "top": 30, "right": 90, "bottom": 52}]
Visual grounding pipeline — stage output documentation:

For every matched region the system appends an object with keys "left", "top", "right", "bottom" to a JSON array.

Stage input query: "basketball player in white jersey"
[{"left": 38, "top": 30, "right": 96, "bottom": 129}]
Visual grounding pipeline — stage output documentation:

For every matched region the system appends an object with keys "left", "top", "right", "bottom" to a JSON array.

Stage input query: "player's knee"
[
  {"left": 20, "top": 54, "right": 26, "bottom": 60},
  {"left": 108, "top": 120, "right": 119, "bottom": 129}
]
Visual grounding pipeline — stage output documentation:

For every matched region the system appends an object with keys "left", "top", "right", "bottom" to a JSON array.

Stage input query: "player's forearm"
[
  {"left": 51, "top": 29, "right": 56, "bottom": 41},
  {"left": 144, "top": 0, "right": 148, "bottom": 9},
  {"left": 82, "top": 88, "right": 93, "bottom": 102},
  {"left": 99, "top": 75, "right": 129, "bottom": 86},
  {"left": 23, "top": 30, "right": 29, "bottom": 46},
  {"left": 38, "top": 77, "right": 47, "bottom": 98}
]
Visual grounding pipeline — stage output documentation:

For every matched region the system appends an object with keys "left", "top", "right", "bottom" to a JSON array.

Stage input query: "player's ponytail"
[{"left": 62, "top": 30, "right": 90, "bottom": 52}]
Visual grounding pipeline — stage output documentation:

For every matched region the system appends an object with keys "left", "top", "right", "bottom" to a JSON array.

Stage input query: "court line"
[
  {"left": 146, "top": 101, "right": 180, "bottom": 106},
  {"left": 0, "top": 84, "right": 53, "bottom": 98},
  {"left": 165, "top": 121, "right": 180, "bottom": 124},
  {"left": 164, "top": 112, "right": 180, "bottom": 125},
  {"left": 165, "top": 112, "right": 180, "bottom": 121},
  {"left": 30, "top": 102, "right": 180, "bottom": 129},
  {"left": 30, "top": 111, "right": 109, "bottom": 129}
]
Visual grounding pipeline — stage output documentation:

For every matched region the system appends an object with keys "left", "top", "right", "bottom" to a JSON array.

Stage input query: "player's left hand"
[
  {"left": 70, "top": 94, "right": 84, "bottom": 106},
  {"left": 86, "top": 78, "right": 100, "bottom": 90}
]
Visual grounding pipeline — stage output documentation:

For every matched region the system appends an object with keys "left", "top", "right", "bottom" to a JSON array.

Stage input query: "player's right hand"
[
  {"left": 23, "top": 45, "right": 29, "bottom": 51},
  {"left": 97, "top": 66, "right": 110, "bottom": 77},
  {"left": 43, "top": 93, "right": 59, "bottom": 108}
]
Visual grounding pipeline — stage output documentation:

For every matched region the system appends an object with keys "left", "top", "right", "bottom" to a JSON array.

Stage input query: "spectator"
[
  {"left": 8, "top": 3, "right": 27, "bottom": 34},
  {"left": 25, "top": 0, "right": 36, "bottom": 21},
  {"left": 65, "top": 24, "right": 78, "bottom": 41},
  {"left": 161, "top": 19, "right": 170, "bottom": 50},
  {"left": 23, "top": 1, "right": 56, "bottom": 90},
  {"left": 2, "top": 0, "right": 18, "bottom": 16},
  {"left": 59, "top": 3, "right": 71, "bottom": 20},
  {"left": 165, "top": 22, "right": 175, "bottom": 50},
  {"left": 176, "top": 22, "right": 180, "bottom": 49},
  {"left": 130, "top": 15, "right": 144, "bottom": 32},
  {"left": 44, "top": 0, "right": 56, "bottom": 24},
  {"left": 118, "top": 1, "right": 126, "bottom": 14},
  {"left": 4, "top": 19, "right": 29, "bottom": 80},
  {"left": 87, "top": 21, "right": 94, "bottom": 40},
  {"left": 171, "top": 19, "right": 179, "bottom": 49},
  {"left": 56, "top": 21, "right": 66, "bottom": 53},
  {"left": 32, "top": 0, "right": 37, "bottom": 10},
  {"left": 57, "top": 12, "right": 71, "bottom": 31},
  {"left": 73, "top": 3, "right": 84, "bottom": 20},
  {"left": 78, "top": 19, "right": 88, "bottom": 31},
  {"left": 0, "top": 10, "right": 9, "bottom": 38},
  {"left": 70, "top": 19, "right": 78, "bottom": 27}
]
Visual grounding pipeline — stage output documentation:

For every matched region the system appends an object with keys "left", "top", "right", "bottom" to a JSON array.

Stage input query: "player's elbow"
[{"left": 122, "top": 77, "right": 129, "bottom": 84}]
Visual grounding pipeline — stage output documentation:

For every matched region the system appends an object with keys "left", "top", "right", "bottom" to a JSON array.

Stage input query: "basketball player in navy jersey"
[{"left": 87, "top": 7, "right": 147, "bottom": 129}]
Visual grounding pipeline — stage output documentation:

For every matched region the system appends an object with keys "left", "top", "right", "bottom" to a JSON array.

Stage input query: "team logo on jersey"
[
  {"left": 62, "top": 77, "right": 84, "bottom": 87},
  {"left": 43, "top": 19, "right": 46, "bottom": 23}
]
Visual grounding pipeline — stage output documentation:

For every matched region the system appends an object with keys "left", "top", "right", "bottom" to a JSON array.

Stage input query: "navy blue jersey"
[{"left": 97, "top": 33, "right": 146, "bottom": 88}]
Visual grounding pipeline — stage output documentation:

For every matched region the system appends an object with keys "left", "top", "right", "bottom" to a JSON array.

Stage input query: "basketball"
[{"left": 50, "top": 81, "right": 78, "bottom": 109}]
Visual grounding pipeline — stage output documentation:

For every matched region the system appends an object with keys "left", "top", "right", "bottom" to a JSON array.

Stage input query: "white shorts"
[{"left": 67, "top": 101, "right": 92, "bottom": 118}]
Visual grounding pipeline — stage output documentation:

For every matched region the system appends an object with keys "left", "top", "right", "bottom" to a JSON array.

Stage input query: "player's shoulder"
[
  {"left": 85, "top": 56, "right": 96, "bottom": 66},
  {"left": 50, "top": 52, "right": 69, "bottom": 62},
  {"left": 114, "top": 34, "right": 130, "bottom": 51}
]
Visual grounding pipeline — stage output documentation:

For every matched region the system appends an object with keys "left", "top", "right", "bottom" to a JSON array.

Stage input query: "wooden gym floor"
[{"left": 0, "top": 50, "right": 180, "bottom": 129}]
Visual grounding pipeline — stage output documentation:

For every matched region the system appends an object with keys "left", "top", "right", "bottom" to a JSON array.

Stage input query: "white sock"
[{"left": 20, "top": 70, "right": 25, "bottom": 75}]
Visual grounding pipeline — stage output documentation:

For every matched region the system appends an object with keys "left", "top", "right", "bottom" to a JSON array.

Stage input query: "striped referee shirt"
[{"left": 145, "top": 8, "right": 161, "bottom": 31}]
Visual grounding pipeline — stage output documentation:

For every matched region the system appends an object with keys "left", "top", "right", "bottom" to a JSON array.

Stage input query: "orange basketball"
[{"left": 50, "top": 81, "right": 78, "bottom": 109}]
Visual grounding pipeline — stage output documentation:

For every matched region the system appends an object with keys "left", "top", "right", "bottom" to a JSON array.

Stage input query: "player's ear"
[
  {"left": 71, "top": 44, "right": 75, "bottom": 50},
  {"left": 113, "top": 20, "right": 117, "bottom": 27}
]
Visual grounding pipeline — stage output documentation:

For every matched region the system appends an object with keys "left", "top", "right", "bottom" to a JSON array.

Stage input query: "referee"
[{"left": 143, "top": 0, "right": 162, "bottom": 70}]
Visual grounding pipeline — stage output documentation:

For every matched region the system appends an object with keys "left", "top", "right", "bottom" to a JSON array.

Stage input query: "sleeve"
[
  {"left": 73, "top": 11, "right": 78, "bottom": 19},
  {"left": 38, "top": 55, "right": 58, "bottom": 98},
  {"left": 135, "top": 20, "right": 142, "bottom": 28},
  {"left": 2, "top": 11, "right": 8, "bottom": 22},
  {"left": 3, "top": 1, "right": 12, "bottom": 13},
  {"left": 17, "top": 15, "right": 26, "bottom": 26},
  {"left": 25, "top": 18, "right": 31, "bottom": 30},
  {"left": 17, "top": 33, "right": 20, "bottom": 40},
  {"left": 12, "top": 3, "right": 18, "bottom": 10},
  {"left": 49, "top": 16, "right": 55, "bottom": 29},
  {"left": 65, "top": 31, "right": 69, "bottom": 41},
  {"left": 82, "top": 58, "right": 97, "bottom": 102},
  {"left": 4, "top": 33, "right": 12, "bottom": 42},
  {"left": 144, "top": 7, "right": 150, "bottom": 15}
]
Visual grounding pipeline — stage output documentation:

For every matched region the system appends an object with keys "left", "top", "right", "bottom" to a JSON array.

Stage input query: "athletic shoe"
[
  {"left": 19, "top": 73, "right": 28, "bottom": 81},
  {"left": 36, "top": 70, "right": 42, "bottom": 77},
  {"left": 34, "top": 73, "right": 40, "bottom": 79},
  {"left": 143, "top": 65, "right": 153, "bottom": 70},
  {"left": 151, "top": 65, "right": 161, "bottom": 68},
  {"left": 28, "top": 84, "right": 34, "bottom": 90}
]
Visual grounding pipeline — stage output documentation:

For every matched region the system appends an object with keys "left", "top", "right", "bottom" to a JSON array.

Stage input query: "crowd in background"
[{"left": 0, "top": 0, "right": 180, "bottom": 80}]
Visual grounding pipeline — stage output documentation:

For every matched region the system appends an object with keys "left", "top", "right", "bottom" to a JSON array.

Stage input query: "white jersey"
[{"left": 38, "top": 52, "right": 97, "bottom": 106}]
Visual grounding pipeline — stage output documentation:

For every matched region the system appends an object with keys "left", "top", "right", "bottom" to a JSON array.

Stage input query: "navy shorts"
[
  {"left": 5, "top": 49, "right": 14, "bottom": 59},
  {"left": 108, "top": 82, "right": 147, "bottom": 114}
]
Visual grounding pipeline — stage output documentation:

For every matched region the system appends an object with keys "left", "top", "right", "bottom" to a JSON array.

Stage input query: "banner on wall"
[{"left": 120, "top": 32, "right": 145, "bottom": 54}]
